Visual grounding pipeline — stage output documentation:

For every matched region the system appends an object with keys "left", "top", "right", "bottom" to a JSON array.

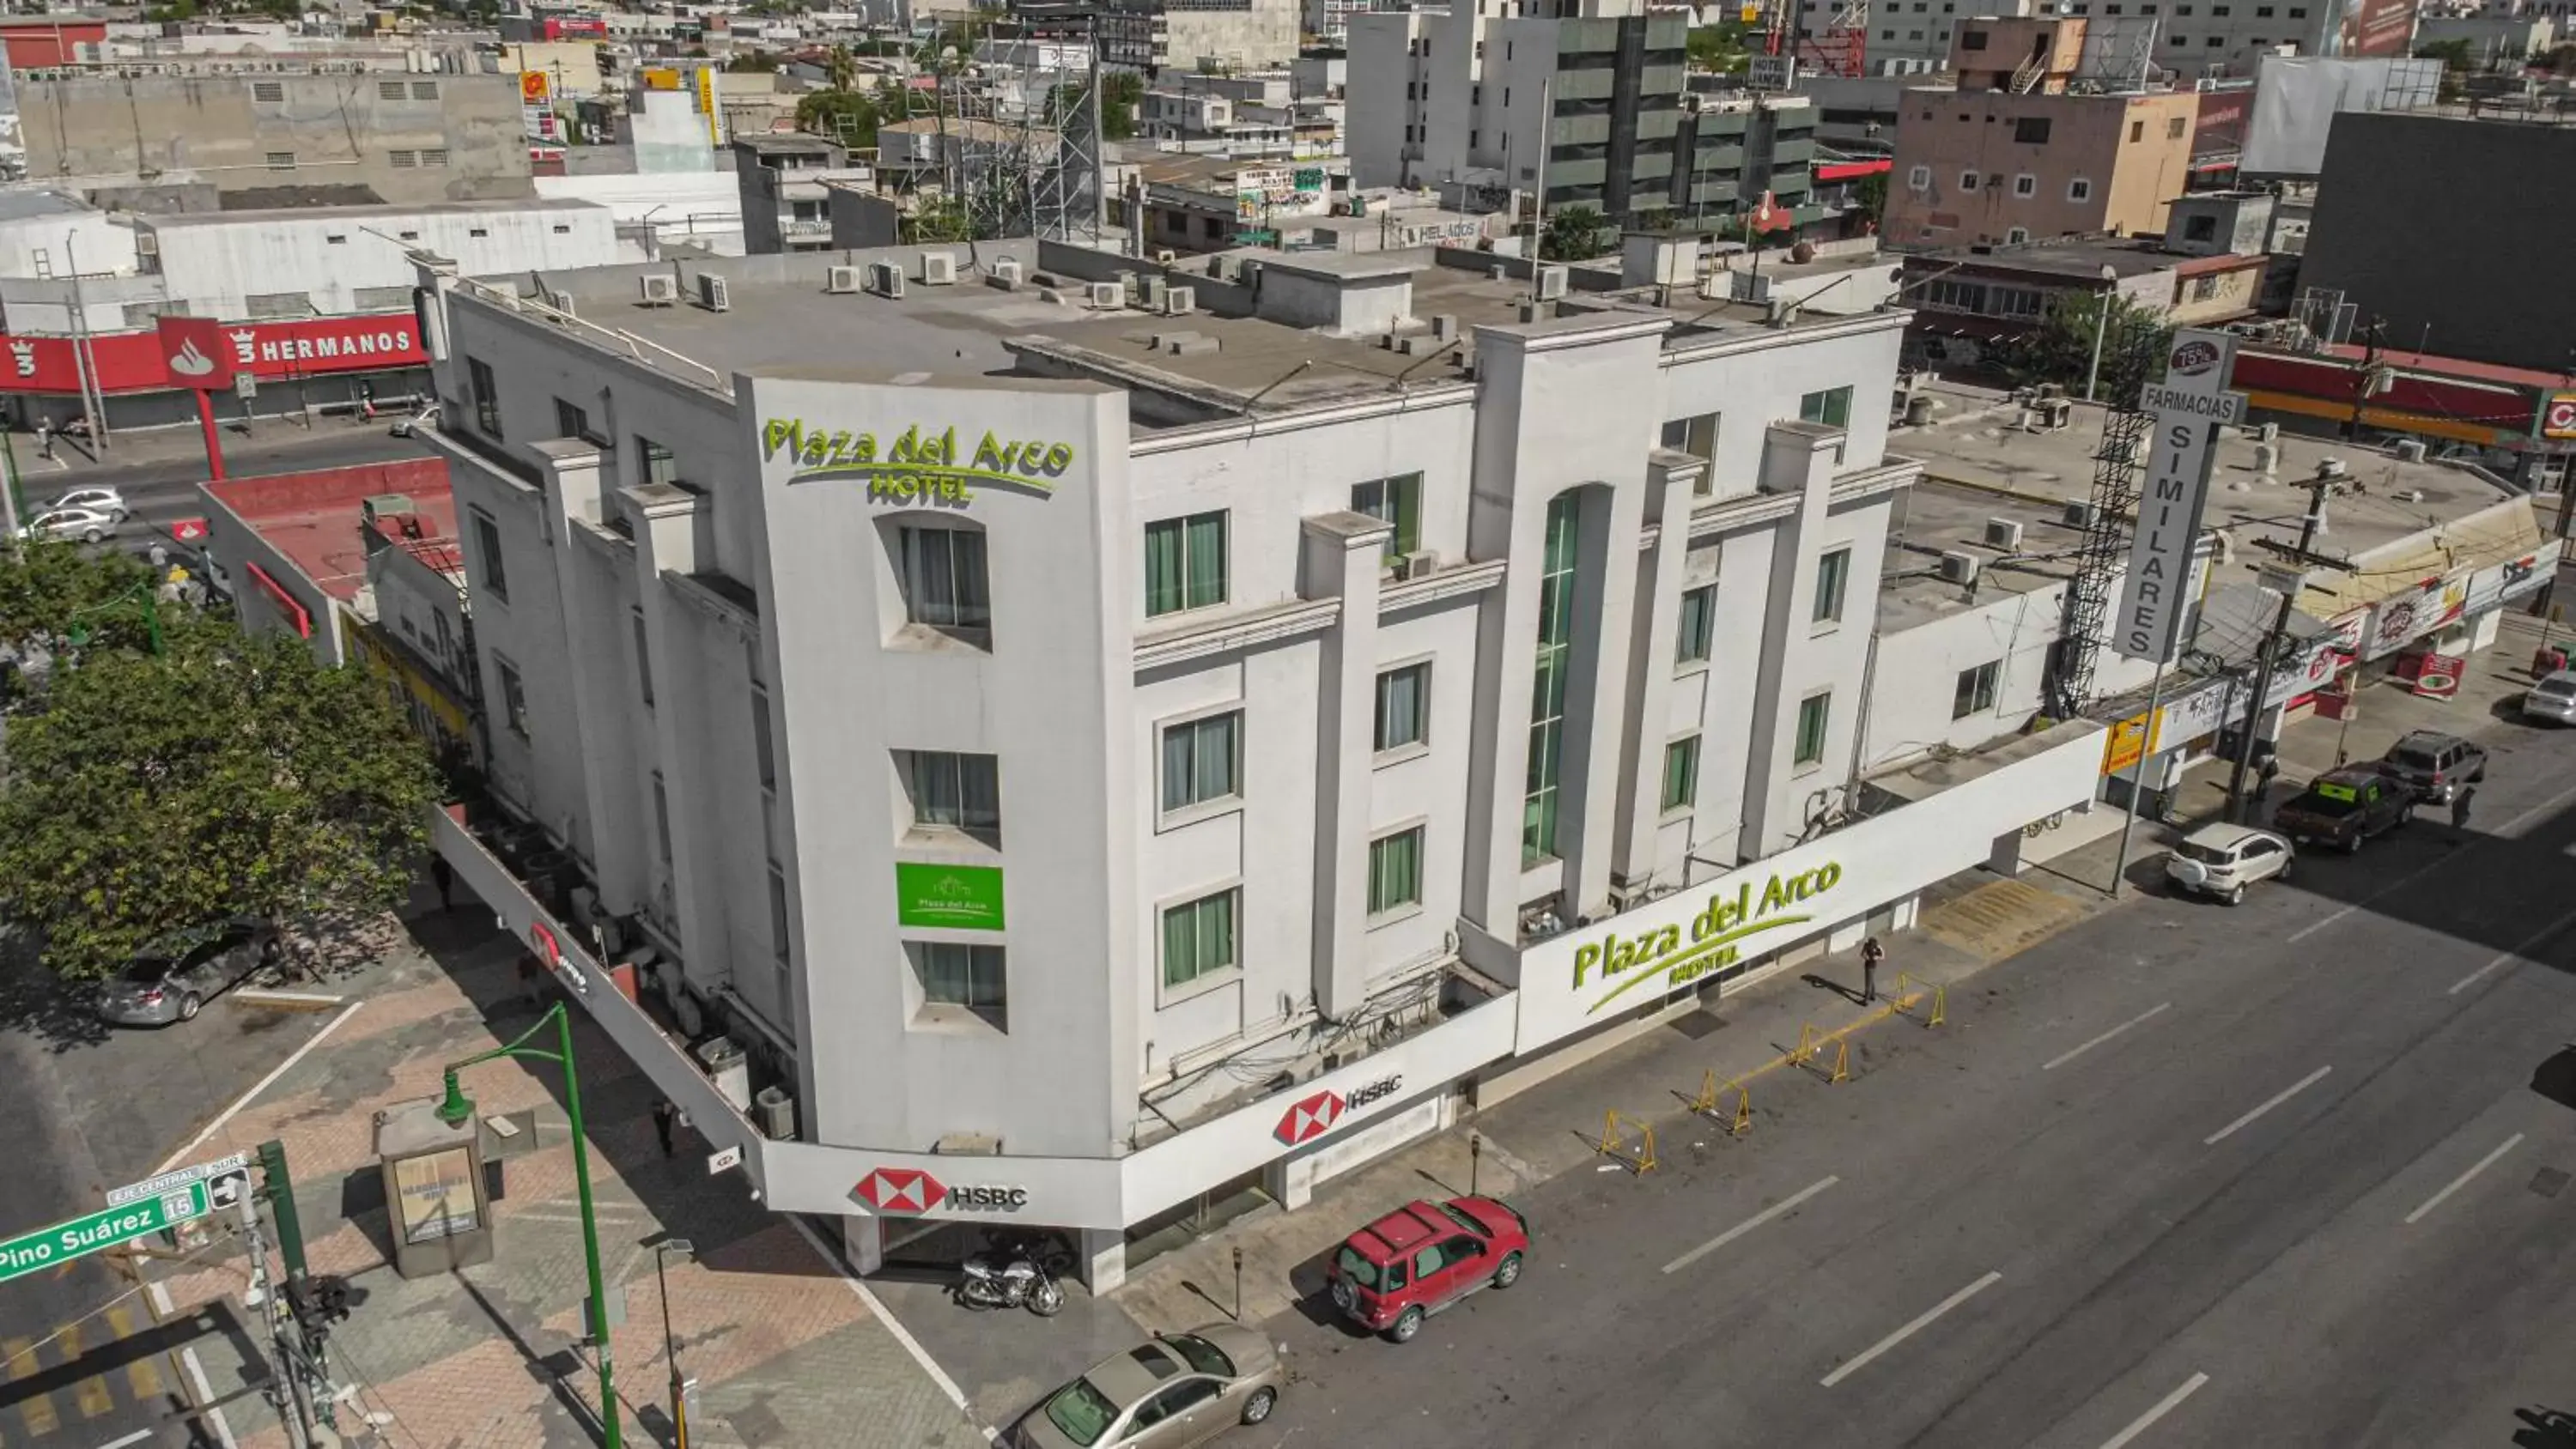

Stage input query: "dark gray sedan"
[{"left": 97, "top": 919, "right": 282, "bottom": 1026}]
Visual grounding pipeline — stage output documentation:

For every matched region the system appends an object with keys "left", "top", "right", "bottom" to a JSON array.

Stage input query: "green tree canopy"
[
  {"left": 0, "top": 541, "right": 158, "bottom": 663},
  {"left": 1992, "top": 290, "right": 2174, "bottom": 395},
  {"left": 798, "top": 83, "right": 890, "bottom": 146},
  {"left": 1101, "top": 70, "right": 1145, "bottom": 141},
  {"left": 0, "top": 552, "right": 439, "bottom": 982},
  {"left": 1541, "top": 204, "right": 1611, "bottom": 261}
]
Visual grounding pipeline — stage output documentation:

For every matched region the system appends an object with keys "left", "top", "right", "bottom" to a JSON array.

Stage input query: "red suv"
[{"left": 1325, "top": 1196, "right": 1529, "bottom": 1343}]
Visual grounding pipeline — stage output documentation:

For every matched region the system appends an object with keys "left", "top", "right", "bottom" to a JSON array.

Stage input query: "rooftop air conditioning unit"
[
  {"left": 1729, "top": 269, "right": 1772, "bottom": 304},
  {"left": 698, "top": 272, "right": 730, "bottom": 312},
  {"left": 1984, "top": 518, "right": 2023, "bottom": 550},
  {"left": 1939, "top": 551, "right": 1982, "bottom": 585},
  {"left": 920, "top": 251, "right": 957, "bottom": 284},
  {"left": 1534, "top": 264, "right": 1569, "bottom": 301},
  {"left": 1087, "top": 281, "right": 1125, "bottom": 309},
  {"left": 1163, "top": 286, "right": 1194, "bottom": 316},
  {"left": 866, "top": 261, "right": 905, "bottom": 298},
  {"left": 2062, "top": 499, "right": 2097, "bottom": 528},
  {"left": 1153, "top": 248, "right": 1178, "bottom": 264},
  {"left": 992, "top": 257, "right": 1024, "bottom": 286},
  {"left": 639, "top": 273, "right": 678, "bottom": 306},
  {"left": 824, "top": 264, "right": 859, "bottom": 294},
  {"left": 1394, "top": 549, "right": 1438, "bottom": 581}
]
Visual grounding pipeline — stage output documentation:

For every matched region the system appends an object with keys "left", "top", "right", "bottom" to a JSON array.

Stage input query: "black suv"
[{"left": 2379, "top": 730, "right": 2488, "bottom": 805}]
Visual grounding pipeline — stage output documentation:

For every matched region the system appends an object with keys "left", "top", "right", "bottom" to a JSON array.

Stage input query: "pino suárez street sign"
[{"left": 0, "top": 1183, "right": 211, "bottom": 1285}]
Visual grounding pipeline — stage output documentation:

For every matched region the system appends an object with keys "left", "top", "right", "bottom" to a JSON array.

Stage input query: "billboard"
[
  {"left": 2242, "top": 56, "right": 2440, "bottom": 175},
  {"left": 2336, "top": 0, "right": 2421, "bottom": 57}
]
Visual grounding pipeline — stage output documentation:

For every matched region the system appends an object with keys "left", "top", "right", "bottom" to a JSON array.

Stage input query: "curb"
[{"left": 228, "top": 988, "right": 350, "bottom": 1013}]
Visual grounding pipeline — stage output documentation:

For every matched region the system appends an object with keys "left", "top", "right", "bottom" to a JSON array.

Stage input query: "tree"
[
  {"left": 0, "top": 578, "right": 439, "bottom": 983},
  {"left": 1852, "top": 170, "right": 1887, "bottom": 228},
  {"left": 0, "top": 542, "right": 158, "bottom": 667},
  {"left": 798, "top": 84, "right": 886, "bottom": 147},
  {"left": 1541, "top": 204, "right": 1610, "bottom": 261},
  {"left": 1992, "top": 290, "right": 2173, "bottom": 394},
  {"left": 726, "top": 52, "right": 780, "bottom": 73},
  {"left": 902, "top": 195, "right": 975, "bottom": 244},
  {"left": 824, "top": 41, "right": 858, "bottom": 94},
  {"left": 1686, "top": 23, "right": 1751, "bottom": 72},
  {"left": 2414, "top": 37, "right": 2475, "bottom": 101},
  {"left": 1100, "top": 70, "right": 1145, "bottom": 142}
]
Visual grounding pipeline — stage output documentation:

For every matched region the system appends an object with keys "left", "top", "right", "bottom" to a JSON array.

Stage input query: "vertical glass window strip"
[
  {"left": 1522, "top": 493, "right": 1580, "bottom": 864},
  {"left": 1662, "top": 736, "right": 1701, "bottom": 812}
]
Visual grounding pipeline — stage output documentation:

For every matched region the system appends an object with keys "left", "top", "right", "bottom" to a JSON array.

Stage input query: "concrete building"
[
  {"left": 1884, "top": 18, "right": 2198, "bottom": 246},
  {"left": 403, "top": 235, "right": 2125, "bottom": 1284},
  {"left": 731, "top": 135, "right": 873, "bottom": 255},
  {"left": 1898, "top": 233, "right": 2266, "bottom": 369},
  {"left": 1831, "top": 0, "right": 2038, "bottom": 75},
  {"left": 2052, "top": 0, "right": 2429, "bottom": 78},
  {"left": 18, "top": 70, "right": 536, "bottom": 208},
  {"left": 2295, "top": 109, "right": 2576, "bottom": 376},
  {"left": 1095, "top": 0, "right": 1303, "bottom": 74}
]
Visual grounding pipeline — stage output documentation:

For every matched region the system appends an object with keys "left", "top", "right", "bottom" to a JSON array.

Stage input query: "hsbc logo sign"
[
  {"left": 1274, "top": 1074, "right": 1402, "bottom": 1146},
  {"left": 851, "top": 1167, "right": 1029, "bottom": 1215}
]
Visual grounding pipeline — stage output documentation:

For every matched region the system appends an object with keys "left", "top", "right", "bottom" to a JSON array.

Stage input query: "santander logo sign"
[{"left": 167, "top": 338, "right": 216, "bottom": 378}]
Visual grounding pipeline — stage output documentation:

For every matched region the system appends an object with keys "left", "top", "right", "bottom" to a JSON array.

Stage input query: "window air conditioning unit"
[
  {"left": 1394, "top": 549, "right": 1439, "bottom": 581},
  {"left": 1152, "top": 248, "right": 1178, "bottom": 264},
  {"left": 1163, "top": 287, "right": 1194, "bottom": 316},
  {"left": 920, "top": 252, "right": 957, "bottom": 284},
  {"left": 1087, "top": 281, "right": 1125, "bottom": 309},
  {"left": 866, "top": 261, "right": 905, "bottom": 298},
  {"left": 1534, "top": 264, "right": 1569, "bottom": 301},
  {"left": 2062, "top": 499, "right": 2097, "bottom": 528},
  {"left": 639, "top": 273, "right": 678, "bottom": 306},
  {"left": 698, "top": 272, "right": 730, "bottom": 312},
  {"left": 1939, "top": 550, "right": 1982, "bottom": 585},
  {"left": 993, "top": 257, "right": 1024, "bottom": 285},
  {"left": 1983, "top": 518, "right": 2023, "bottom": 550},
  {"left": 824, "top": 264, "right": 859, "bottom": 294}
]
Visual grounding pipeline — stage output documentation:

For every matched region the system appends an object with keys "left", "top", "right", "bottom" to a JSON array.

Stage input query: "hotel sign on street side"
[{"left": 2114, "top": 330, "right": 2244, "bottom": 664}]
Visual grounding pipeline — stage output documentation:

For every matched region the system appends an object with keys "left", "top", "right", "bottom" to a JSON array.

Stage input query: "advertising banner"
[
  {"left": 2115, "top": 330, "right": 2242, "bottom": 663},
  {"left": 2362, "top": 572, "right": 2470, "bottom": 660},
  {"left": 0, "top": 312, "right": 426, "bottom": 395}
]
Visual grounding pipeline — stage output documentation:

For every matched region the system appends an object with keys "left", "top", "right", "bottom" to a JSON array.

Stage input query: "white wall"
[
  {"left": 0, "top": 208, "right": 140, "bottom": 283},
  {"left": 150, "top": 203, "right": 622, "bottom": 321}
]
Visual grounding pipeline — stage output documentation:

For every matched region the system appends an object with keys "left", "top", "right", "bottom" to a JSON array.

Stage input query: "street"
[
  {"left": 15, "top": 424, "right": 432, "bottom": 543},
  {"left": 1252, "top": 707, "right": 2576, "bottom": 1448}
]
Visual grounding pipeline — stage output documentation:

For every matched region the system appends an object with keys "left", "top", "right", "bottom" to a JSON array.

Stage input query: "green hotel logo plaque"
[{"left": 896, "top": 863, "right": 1005, "bottom": 931}]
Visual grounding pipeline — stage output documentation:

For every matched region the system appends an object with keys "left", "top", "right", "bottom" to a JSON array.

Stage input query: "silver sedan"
[
  {"left": 1008, "top": 1325, "right": 1282, "bottom": 1449},
  {"left": 97, "top": 919, "right": 282, "bottom": 1026}
]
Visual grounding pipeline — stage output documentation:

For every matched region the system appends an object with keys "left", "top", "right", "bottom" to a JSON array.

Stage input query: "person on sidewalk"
[
  {"left": 429, "top": 857, "right": 453, "bottom": 912},
  {"left": 1861, "top": 937, "right": 1884, "bottom": 1005},
  {"left": 2257, "top": 755, "right": 2281, "bottom": 813},
  {"left": 2451, "top": 783, "right": 2476, "bottom": 840},
  {"left": 33, "top": 418, "right": 50, "bottom": 461},
  {"left": 653, "top": 1099, "right": 678, "bottom": 1157}
]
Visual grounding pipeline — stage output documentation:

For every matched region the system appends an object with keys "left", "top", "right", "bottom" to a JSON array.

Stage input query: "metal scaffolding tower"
[
  {"left": 932, "top": 3, "right": 1103, "bottom": 244},
  {"left": 2047, "top": 328, "right": 2168, "bottom": 718}
]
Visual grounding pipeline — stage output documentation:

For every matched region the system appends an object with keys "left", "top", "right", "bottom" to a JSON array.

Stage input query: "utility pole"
[
  {"left": 2225, "top": 473, "right": 2343, "bottom": 821},
  {"left": 238, "top": 1179, "right": 315, "bottom": 1449},
  {"left": 2342, "top": 315, "right": 2387, "bottom": 444}
]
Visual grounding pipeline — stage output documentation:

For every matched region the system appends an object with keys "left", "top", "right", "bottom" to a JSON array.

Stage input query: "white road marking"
[
  {"left": 94, "top": 1430, "right": 155, "bottom": 1449},
  {"left": 1662, "top": 1176, "right": 1840, "bottom": 1275},
  {"left": 2286, "top": 906, "right": 2355, "bottom": 944},
  {"left": 2043, "top": 1003, "right": 2174, "bottom": 1071},
  {"left": 2447, "top": 906, "right": 2576, "bottom": 996},
  {"left": 2203, "top": 1065, "right": 2333, "bottom": 1146},
  {"left": 1819, "top": 1270, "right": 2002, "bottom": 1387},
  {"left": 2502, "top": 775, "right": 2576, "bottom": 835},
  {"left": 2403, "top": 1134, "right": 2525, "bottom": 1225},
  {"left": 784, "top": 1214, "right": 984, "bottom": 1432},
  {"left": 155, "top": 1000, "right": 365, "bottom": 1173},
  {"left": 2097, "top": 1373, "right": 2211, "bottom": 1449}
]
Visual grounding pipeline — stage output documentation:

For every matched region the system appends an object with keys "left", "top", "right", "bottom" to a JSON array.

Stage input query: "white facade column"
[
  {"left": 1738, "top": 420, "right": 1850, "bottom": 859},
  {"left": 1302, "top": 511, "right": 1392, "bottom": 1017},
  {"left": 841, "top": 1215, "right": 885, "bottom": 1275},
  {"left": 625, "top": 481, "right": 720, "bottom": 996},
  {"left": 1077, "top": 1228, "right": 1127, "bottom": 1294},
  {"left": 1613, "top": 450, "right": 1704, "bottom": 889},
  {"left": 529, "top": 438, "right": 636, "bottom": 903}
]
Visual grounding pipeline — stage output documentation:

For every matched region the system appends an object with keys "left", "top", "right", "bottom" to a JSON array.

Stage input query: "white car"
[
  {"left": 2524, "top": 670, "right": 2576, "bottom": 725},
  {"left": 16, "top": 505, "right": 117, "bottom": 544},
  {"left": 45, "top": 486, "right": 127, "bottom": 522},
  {"left": 389, "top": 402, "right": 439, "bottom": 438},
  {"left": 2166, "top": 822, "right": 2294, "bottom": 906}
]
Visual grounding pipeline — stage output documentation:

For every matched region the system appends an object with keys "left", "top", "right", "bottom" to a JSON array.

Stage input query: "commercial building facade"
[{"left": 412, "top": 239, "right": 2106, "bottom": 1284}]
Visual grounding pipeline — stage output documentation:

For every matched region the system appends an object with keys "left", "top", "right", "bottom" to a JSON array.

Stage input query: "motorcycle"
[{"left": 954, "top": 1228, "right": 1072, "bottom": 1317}]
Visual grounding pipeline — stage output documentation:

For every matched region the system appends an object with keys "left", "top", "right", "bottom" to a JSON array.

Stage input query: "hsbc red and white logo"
[
  {"left": 1274, "top": 1074, "right": 1402, "bottom": 1146},
  {"left": 854, "top": 1167, "right": 946, "bottom": 1214}
]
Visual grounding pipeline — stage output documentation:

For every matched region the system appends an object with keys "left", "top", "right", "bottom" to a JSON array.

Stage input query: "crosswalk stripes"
[
  {"left": 102, "top": 1310, "right": 164, "bottom": 1404},
  {"left": 3, "top": 1335, "right": 60, "bottom": 1437},
  {"left": 58, "top": 1327, "right": 112, "bottom": 1420},
  {"left": 1, "top": 1303, "right": 187, "bottom": 1442}
]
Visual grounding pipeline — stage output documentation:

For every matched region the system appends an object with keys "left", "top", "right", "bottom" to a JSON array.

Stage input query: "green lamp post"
[
  {"left": 435, "top": 999, "right": 622, "bottom": 1449},
  {"left": 64, "top": 580, "right": 164, "bottom": 656}
]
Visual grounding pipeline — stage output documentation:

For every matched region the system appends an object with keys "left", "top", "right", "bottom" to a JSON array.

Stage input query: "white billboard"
[
  {"left": 2114, "top": 330, "right": 2242, "bottom": 664},
  {"left": 2242, "top": 56, "right": 2443, "bottom": 177}
]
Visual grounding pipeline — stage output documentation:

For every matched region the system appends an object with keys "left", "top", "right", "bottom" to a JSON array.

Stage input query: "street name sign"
[
  {"left": 0, "top": 1183, "right": 211, "bottom": 1284},
  {"left": 2114, "top": 329, "right": 2244, "bottom": 664},
  {"left": 106, "top": 1151, "right": 250, "bottom": 1207}
]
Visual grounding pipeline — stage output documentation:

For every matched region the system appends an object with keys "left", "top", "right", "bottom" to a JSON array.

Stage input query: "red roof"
[
  {"left": 205, "top": 458, "right": 457, "bottom": 603},
  {"left": 2320, "top": 343, "right": 2571, "bottom": 392}
]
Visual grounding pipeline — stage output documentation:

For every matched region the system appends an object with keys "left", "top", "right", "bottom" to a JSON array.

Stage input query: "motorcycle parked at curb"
[{"left": 954, "top": 1228, "right": 1073, "bottom": 1317}]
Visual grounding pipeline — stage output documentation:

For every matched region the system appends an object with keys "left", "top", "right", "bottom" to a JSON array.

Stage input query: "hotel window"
[
  {"left": 1799, "top": 385, "right": 1854, "bottom": 429},
  {"left": 1161, "top": 711, "right": 1241, "bottom": 814},
  {"left": 1660, "top": 411, "right": 1720, "bottom": 493},
  {"left": 1908, "top": 163, "right": 1932, "bottom": 189},
  {"left": 1954, "top": 660, "right": 2002, "bottom": 718},
  {"left": 469, "top": 507, "right": 508, "bottom": 603},
  {"left": 1662, "top": 735, "right": 1701, "bottom": 813},
  {"left": 496, "top": 658, "right": 529, "bottom": 739},
  {"left": 2013, "top": 173, "right": 2038, "bottom": 197},
  {"left": 1351, "top": 471, "right": 1423, "bottom": 560},
  {"left": 766, "top": 863, "right": 792, "bottom": 960},
  {"left": 636, "top": 435, "right": 679, "bottom": 488},
  {"left": 1375, "top": 662, "right": 1430, "bottom": 753},
  {"left": 467, "top": 357, "right": 501, "bottom": 437},
  {"left": 1144, "top": 511, "right": 1228, "bottom": 617},
  {"left": 900, "top": 750, "right": 1000, "bottom": 837},
  {"left": 1368, "top": 826, "right": 1425, "bottom": 916},
  {"left": 1814, "top": 547, "right": 1852, "bottom": 624},
  {"left": 1958, "top": 169, "right": 1981, "bottom": 191},
  {"left": 554, "top": 397, "right": 591, "bottom": 443},
  {"left": 897, "top": 524, "right": 991, "bottom": 637},
  {"left": 1795, "top": 692, "right": 1832, "bottom": 767},
  {"left": 909, "top": 943, "right": 1006, "bottom": 1027},
  {"left": 1677, "top": 583, "right": 1716, "bottom": 665},
  {"left": 630, "top": 607, "right": 653, "bottom": 706},
  {"left": 1522, "top": 492, "right": 1579, "bottom": 864},
  {"left": 1162, "top": 888, "right": 1238, "bottom": 988},
  {"left": 651, "top": 773, "right": 672, "bottom": 867},
  {"left": 750, "top": 687, "right": 776, "bottom": 791},
  {"left": 2069, "top": 177, "right": 2094, "bottom": 202}
]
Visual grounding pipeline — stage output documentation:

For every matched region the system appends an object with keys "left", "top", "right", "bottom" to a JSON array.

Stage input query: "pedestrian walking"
[
  {"left": 1861, "top": 937, "right": 1885, "bottom": 1005},
  {"left": 429, "top": 856, "right": 453, "bottom": 912},
  {"left": 2451, "top": 783, "right": 2476, "bottom": 838},
  {"left": 2257, "top": 754, "right": 2281, "bottom": 811},
  {"left": 34, "top": 418, "right": 51, "bottom": 460},
  {"left": 652, "top": 1100, "right": 678, "bottom": 1158}
]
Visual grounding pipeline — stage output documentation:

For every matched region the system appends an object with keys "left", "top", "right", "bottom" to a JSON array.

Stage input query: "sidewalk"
[{"left": 155, "top": 897, "right": 982, "bottom": 1449}]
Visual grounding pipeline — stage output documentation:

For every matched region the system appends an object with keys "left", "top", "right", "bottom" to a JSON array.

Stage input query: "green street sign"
[
  {"left": 895, "top": 862, "right": 1005, "bottom": 931},
  {"left": 0, "top": 1183, "right": 210, "bottom": 1284}
]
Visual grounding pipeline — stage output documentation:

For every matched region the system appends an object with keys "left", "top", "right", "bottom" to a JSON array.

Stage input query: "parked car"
[
  {"left": 2525, "top": 671, "right": 2576, "bottom": 725},
  {"left": 389, "top": 402, "right": 439, "bottom": 438},
  {"left": 16, "top": 506, "right": 117, "bottom": 544},
  {"left": 1325, "top": 1196, "right": 1530, "bottom": 1343},
  {"left": 96, "top": 919, "right": 282, "bottom": 1026},
  {"left": 1007, "top": 1325, "right": 1281, "bottom": 1449},
  {"left": 2166, "top": 822, "right": 2295, "bottom": 905},
  {"left": 44, "top": 486, "right": 127, "bottom": 523},
  {"left": 2272, "top": 767, "right": 2411, "bottom": 853},
  {"left": 2377, "top": 729, "right": 2488, "bottom": 805}
]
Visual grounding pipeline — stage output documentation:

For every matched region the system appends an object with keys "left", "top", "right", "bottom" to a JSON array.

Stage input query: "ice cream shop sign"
[{"left": 0, "top": 312, "right": 428, "bottom": 394}]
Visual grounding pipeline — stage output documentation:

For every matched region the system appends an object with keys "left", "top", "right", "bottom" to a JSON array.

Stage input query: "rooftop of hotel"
[{"left": 455, "top": 238, "right": 1908, "bottom": 433}]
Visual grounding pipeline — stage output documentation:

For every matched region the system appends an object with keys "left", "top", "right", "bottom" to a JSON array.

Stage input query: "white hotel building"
[{"left": 416, "top": 239, "right": 2105, "bottom": 1286}]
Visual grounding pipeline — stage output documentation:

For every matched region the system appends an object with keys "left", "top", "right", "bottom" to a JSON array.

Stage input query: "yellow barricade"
[
  {"left": 1688, "top": 1070, "right": 1754, "bottom": 1137},
  {"left": 1597, "top": 1109, "right": 1659, "bottom": 1173},
  {"left": 1789, "top": 1022, "right": 1851, "bottom": 1084},
  {"left": 1894, "top": 973, "right": 1947, "bottom": 1028}
]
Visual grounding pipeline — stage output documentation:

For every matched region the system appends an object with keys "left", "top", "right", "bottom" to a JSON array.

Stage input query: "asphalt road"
[
  {"left": 15, "top": 426, "right": 432, "bottom": 544},
  {"left": 1261, "top": 712, "right": 2576, "bottom": 1449}
]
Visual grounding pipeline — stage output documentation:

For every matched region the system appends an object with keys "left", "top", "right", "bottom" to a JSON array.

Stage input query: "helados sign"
[
  {"left": 759, "top": 419, "right": 1076, "bottom": 503},
  {"left": 1570, "top": 861, "right": 1844, "bottom": 1016}
]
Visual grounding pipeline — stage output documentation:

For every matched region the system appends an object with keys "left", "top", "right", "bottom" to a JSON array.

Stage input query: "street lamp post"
[
  {"left": 64, "top": 581, "right": 164, "bottom": 656},
  {"left": 435, "top": 1001, "right": 621, "bottom": 1449},
  {"left": 652, "top": 1237, "right": 695, "bottom": 1449}
]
